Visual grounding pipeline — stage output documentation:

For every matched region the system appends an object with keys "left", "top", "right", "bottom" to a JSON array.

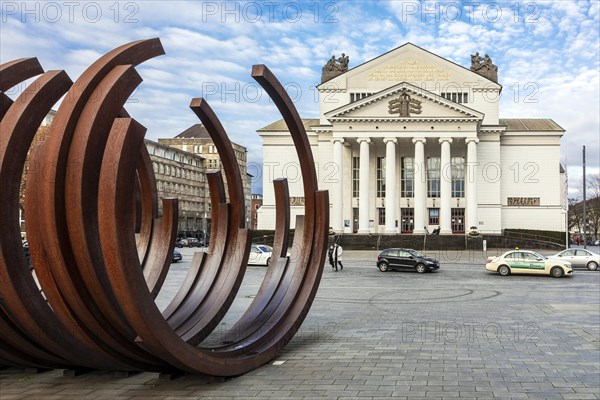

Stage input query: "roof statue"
[
  {"left": 321, "top": 53, "right": 349, "bottom": 83},
  {"left": 470, "top": 52, "right": 498, "bottom": 83}
]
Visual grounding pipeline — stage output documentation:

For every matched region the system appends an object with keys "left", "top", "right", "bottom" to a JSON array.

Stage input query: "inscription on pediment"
[{"left": 368, "top": 61, "right": 450, "bottom": 81}]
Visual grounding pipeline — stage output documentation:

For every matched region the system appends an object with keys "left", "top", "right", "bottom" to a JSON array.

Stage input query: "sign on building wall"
[
  {"left": 507, "top": 197, "right": 540, "bottom": 206},
  {"left": 290, "top": 197, "right": 305, "bottom": 206}
]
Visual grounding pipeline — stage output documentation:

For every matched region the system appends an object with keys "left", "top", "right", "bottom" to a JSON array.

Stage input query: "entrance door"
[
  {"left": 400, "top": 208, "right": 414, "bottom": 233},
  {"left": 451, "top": 208, "right": 465, "bottom": 233},
  {"left": 353, "top": 208, "right": 359, "bottom": 233}
]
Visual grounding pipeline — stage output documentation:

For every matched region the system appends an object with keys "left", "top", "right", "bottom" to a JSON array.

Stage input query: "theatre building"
[{"left": 257, "top": 43, "right": 566, "bottom": 235}]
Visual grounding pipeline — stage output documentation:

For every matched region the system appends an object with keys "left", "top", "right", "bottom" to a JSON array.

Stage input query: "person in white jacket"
[{"left": 334, "top": 243, "right": 343, "bottom": 271}]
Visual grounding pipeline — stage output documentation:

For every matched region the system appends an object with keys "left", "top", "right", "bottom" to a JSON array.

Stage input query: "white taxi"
[{"left": 486, "top": 250, "right": 573, "bottom": 278}]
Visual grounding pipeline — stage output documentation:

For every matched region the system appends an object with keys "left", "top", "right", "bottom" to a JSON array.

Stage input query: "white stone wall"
[{"left": 500, "top": 137, "right": 563, "bottom": 231}]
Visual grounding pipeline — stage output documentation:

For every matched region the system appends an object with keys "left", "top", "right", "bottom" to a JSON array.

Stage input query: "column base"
[
  {"left": 440, "top": 229, "right": 453, "bottom": 235},
  {"left": 357, "top": 229, "right": 371, "bottom": 234},
  {"left": 412, "top": 229, "right": 427, "bottom": 235},
  {"left": 384, "top": 229, "right": 398, "bottom": 234}
]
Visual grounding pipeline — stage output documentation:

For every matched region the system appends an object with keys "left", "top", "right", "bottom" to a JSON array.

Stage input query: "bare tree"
[{"left": 585, "top": 176, "right": 600, "bottom": 240}]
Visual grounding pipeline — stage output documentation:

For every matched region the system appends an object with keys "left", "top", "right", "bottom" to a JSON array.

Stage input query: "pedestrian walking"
[
  {"left": 334, "top": 243, "right": 343, "bottom": 271},
  {"left": 328, "top": 245, "right": 335, "bottom": 269}
]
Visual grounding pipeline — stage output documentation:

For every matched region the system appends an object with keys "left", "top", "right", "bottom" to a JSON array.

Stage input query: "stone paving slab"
[{"left": 1, "top": 249, "right": 599, "bottom": 399}]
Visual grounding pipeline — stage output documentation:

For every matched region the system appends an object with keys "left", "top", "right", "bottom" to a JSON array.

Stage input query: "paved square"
[{"left": 1, "top": 249, "right": 599, "bottom": 399}]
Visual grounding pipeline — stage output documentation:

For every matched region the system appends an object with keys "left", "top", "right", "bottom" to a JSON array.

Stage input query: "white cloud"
[{"left": 2, "top": 0, "right": 598, "bottom": 196}]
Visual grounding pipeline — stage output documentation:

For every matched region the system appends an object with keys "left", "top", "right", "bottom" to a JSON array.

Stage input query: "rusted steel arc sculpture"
[
  {"left": 214, "top": 66, "right": 329, "bottom": 356},
  {"left": 0, "top": 58, "right": 44, "bottom": 91},
  {"left": 161, "top": 171, "right": 224, "bottom": 321},
  {"left": 25, "top": 40, "right": 167, "bottom": 370},
  {"left": 1, "top": 39, "right": 328, "bottom": 376},
  {"left": 172, "top": 99, "right": 251, "bottom": 345},
  {"left": 0, "top": 65, "right": 117, "bottom": 370}
]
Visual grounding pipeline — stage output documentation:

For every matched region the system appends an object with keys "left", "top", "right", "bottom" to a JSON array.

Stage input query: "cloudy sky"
[{"left": 1, "top": 0, "right": 598, "bottom": 196}]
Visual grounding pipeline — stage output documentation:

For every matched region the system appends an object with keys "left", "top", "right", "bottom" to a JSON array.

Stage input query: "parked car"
[
  {"left": 175, "top": 238, "right": 185, "bottom": 248},
  {"left": 594, "top": 239, "right": 600, "bottom": 246},
  {"left": 172, "top": 249, "right": 182, "bottom": 263},
  {"left": 376, "top": 248, "right": 440, "bottom": 273},
  {"left": 549, "top": 249, "right": 599, "bottom": 271},
  {"left": 186, "top": 238, "right": 202, "bottom": 248},
  {"left": 248, "top": 244, "right": 273, "bottom": 266},
  {"left": 486, "top": 250, "right": 572, "bottom": 278}
]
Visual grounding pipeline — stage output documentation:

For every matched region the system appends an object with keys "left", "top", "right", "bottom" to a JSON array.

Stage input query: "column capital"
[
  {"left": 356, "top": 137, "right": 371, "bottom": 144},
  {"left": 439, "top": 137, "right": 453, "bottom": 144},
  {"left": 383, "top": 137, "right": 397, "bottom": 144},
  {"left": 465, "top": 137, "right": 479, "bottom": 144},
  {"left": 331, "top": 137, "right": 345, "bottom": 144},
  {"left": 412, "top": 137, "right": 427, "bottom": 144}
]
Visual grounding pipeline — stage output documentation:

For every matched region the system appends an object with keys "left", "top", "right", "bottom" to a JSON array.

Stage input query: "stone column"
[
  {"left": 412, "top": 138, "right": 427, "bottom": 234},
  {"left": 332, "top": 138, "right": 344, "bottom": 233},
  {"left": 439, "top": 138, "right": 453, "bottom": 235},
  {"left": 357, "top": 137, "right": 371, "bottom": 233},
  {"left": 466, "top": 138, "right": 479, "bottom": 232},
  {"left": 384, "top": 138, "right": 397, "bottom": 233}
]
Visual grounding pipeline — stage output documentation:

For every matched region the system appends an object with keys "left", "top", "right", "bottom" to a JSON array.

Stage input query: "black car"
[
  {"left": 172, "top": 249, "right": 182, "bottom": 263},
  {"left": 377, "top": 248, "right": 440, "bottom": 273}
]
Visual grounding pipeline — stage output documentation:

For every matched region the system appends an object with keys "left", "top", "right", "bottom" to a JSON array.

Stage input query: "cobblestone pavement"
[{"left": 1, "top": 249, "right": 599, "bottom": 400}]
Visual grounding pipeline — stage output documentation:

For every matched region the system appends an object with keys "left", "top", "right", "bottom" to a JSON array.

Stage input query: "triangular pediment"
[
  {"left": 318, "top": 43, "right": 501, "bottom": 91},
  {"left": 324, "top": 82, "right": 484, "bottom": 122}
]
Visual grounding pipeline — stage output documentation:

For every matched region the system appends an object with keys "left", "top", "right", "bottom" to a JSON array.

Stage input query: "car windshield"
[
  {"left": 258, "top": 245, "right": 271, "bottom": 252},
  {"left": 531, "top": 252, "right": 547, "bottom": 260},
  {"left": 408, "top": 250, "right": 424, "bottom": 258}
]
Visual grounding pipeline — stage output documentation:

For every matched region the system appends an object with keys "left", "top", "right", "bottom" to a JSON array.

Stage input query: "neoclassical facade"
[{"left": 257, "top": 43, "right": 566, "bottom": 234}]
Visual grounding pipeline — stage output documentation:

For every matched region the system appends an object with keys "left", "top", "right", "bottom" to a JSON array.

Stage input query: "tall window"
[
  {"left": 378, "top": 208, "right": 385, "bottom": 225},
  {"left": 401, "top": 208, "right": 414, "bottom": 233},
  {"left": 427, "top": 157, "right": 441, "bottom": 197},
  {"left": 451, "top": 156, "right": 465, "bottom": 197},
  {"left": 352, "top": 156, "right": 360, "bottom": 197},
  {"left": 429, "top": 208, "right": 439, "bottom": 225},
  {"left": 376, "top": 157, "right": 386, "bottom": 197},
  {"left": 401, "top": 157, "right": 414, "bottom": 197}
]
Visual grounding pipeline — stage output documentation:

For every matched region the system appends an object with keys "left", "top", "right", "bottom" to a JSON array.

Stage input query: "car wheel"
[
  {"left": 415, "top": 264, "right": 426, "bottom": 273},
  {"left": 550, "top": 266, "right": 564, "bottom": 278},
  {"left": 378, "top": 262, "right": 388, "bottom": 272},
  {"left": 587, "top": 261, "right": 598, "bottom": 271},
  {"left": 498, "top": 265, "right": 510, "bottom": 276},
  {"left": 266, "top": 257, "right": 271, "bottom": 266}
]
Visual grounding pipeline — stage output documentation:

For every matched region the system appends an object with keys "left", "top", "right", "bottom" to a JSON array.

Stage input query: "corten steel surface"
[{"left": 0, "top": 39, "right": 329, "bottom": 376}]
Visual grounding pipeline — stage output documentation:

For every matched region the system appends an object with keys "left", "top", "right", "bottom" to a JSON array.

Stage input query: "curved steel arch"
[{"left": 0, "top": 40, "right": 329, "bottom": 377}]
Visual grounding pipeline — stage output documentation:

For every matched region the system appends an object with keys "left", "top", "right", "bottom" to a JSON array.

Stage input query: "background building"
[
  {"left": 250, "top": 194, "right": 263, "bottom": 230},
  {"left": 159, "top": 124, "right": 251, "bottom": 227},
  {"left": 258, "top": 43, "right": 567, "bottom": 235},
  {"left": 145, "top": 139, "right": 207, "bottom": 241}
]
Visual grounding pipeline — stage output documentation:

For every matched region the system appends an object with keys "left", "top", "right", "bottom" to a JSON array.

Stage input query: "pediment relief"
[{"left": 325, "top": 83, "right": 484, "bottom": 121}]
